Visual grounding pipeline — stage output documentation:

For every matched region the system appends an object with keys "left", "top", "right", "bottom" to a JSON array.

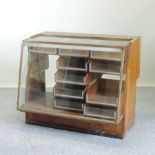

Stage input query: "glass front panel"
[{"left": 18, "top": 46, "right": 126, "bottom": 122}]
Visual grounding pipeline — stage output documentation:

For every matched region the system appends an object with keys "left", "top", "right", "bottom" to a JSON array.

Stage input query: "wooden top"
[{"left": 24, "top": 31, "right": 140, "bottom": 49}]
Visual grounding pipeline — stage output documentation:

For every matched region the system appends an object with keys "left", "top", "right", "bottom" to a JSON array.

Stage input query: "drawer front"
[{"left": 59, "top": 49, "right": 89, "bottom": 57}]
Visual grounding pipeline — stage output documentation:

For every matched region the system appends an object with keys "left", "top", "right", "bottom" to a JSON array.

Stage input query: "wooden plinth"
[{"left": 26, "top": 112, "right": 125, "bottom": 139}]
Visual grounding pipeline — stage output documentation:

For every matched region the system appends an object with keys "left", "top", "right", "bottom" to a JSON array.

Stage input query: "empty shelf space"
[
  {"left": 29, "top": 47, "right": 58, "bottom": 54},
  {"left": 86, "top": 79, "right": 119, "bottom": 106},
  {"left": 53, "top": 83, "right": 85, "bottom": 99},
  {"left": 89, "top": 59, "right": 121, "bottom": 75},
  {"left": 90, "top": 51, "right": 122, "bottom": 61},
  {"left": 84, "top": 104, "right": 116, "bottom": 120},
  {"left": 55, "top": 70, "right": 88, "bottom": 85},
  {"left": 54, "top": 97, "right": 83, "bottom": 112},
  {"left": 57, "top": 57, "right": 88, "bottom": 71},
  {"left": 59, "top": 49, "right": 89, "bottom": 57}
]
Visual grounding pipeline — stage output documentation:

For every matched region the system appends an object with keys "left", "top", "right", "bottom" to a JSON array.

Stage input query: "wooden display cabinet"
[{"left": 17, "top": 32, "right": 140, "bottom": 138}]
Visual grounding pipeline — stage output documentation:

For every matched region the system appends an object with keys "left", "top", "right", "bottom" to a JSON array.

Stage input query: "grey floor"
[{"left": 0, "top": 88, "right": 155, "bottom": 155}]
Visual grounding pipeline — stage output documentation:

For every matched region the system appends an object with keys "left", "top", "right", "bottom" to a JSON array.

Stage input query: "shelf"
[
  {"left": 86, "top": 79, "right": 119, "bottom": 107},
  {"left": 59, "top": 49, "right": 89, "bottom": 57},
  {"left": 18, "top": 93, "right": 115, "bottom": 124},
  {"left": 54, "top": 97, "right": 83, "bottom": 112},
  {"left": 89, "top": 59, "right": 121, "bottom": 75},
  {"left": 57, "top": 57, "right": 88, "bottom": 71},
  {"left": 90, "top": 51, "right": 122, "bottom": 61},
  {"left": 55, "top": 70, "right": 88, "bottom": 85},
  {"left": 53, "top": 83, "right": 85, "bottom": 99},
  {"left": 84, "top": 104, "right": 116, "bottom": 120}
]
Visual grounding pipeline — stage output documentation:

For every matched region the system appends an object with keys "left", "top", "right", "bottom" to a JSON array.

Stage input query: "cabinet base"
[{"left": 26, "top": 112, "right": 125, "bottom": 139}]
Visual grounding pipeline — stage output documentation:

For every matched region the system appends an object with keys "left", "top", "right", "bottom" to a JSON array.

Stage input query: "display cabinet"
[{"left": 17, "top": 32, "right": 140, "bottom": 138}]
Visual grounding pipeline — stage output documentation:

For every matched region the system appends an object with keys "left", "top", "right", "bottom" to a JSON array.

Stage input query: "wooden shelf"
[
  {"left": 18, "top": 93, "right": 115, "bottom": 124},
  {"left": 55, "top": 70, "right": 88, "bottom": 85},
  {"left": 57, "top": 57, "right": 88, "bottom": 71}
]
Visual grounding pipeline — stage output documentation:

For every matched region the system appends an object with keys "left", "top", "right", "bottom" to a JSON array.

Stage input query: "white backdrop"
[{"left": 0, "top": 0, "right": 155, "bottom": 87}]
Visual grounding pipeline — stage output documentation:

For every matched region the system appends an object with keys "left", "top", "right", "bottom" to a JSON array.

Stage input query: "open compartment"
[
  {"left": 53, "top": 83, "right": 85, "bottom": 99},
  {"left": 86, "top": 79, "right": 119, "bottom": 107},
  {"left": 55, "top": 70, "right": 88, "bottom": 85},
  {"left": 59, "top": 49, "right": 89, "bottom": 57},
  {"left": 57, "top": 57, "right": 88, "bottom": 71},
  {"left": 84, "top": 104, "right": 116, "bottom": 120},
  {"left": 90, "top": 51, "right": 122, "bottom": 61},
  {"left": 89, "top": 59, "right": 121, "bottom": 75},
  {"left": 54, "top": 97, "right": 83, "bottom": 112}
]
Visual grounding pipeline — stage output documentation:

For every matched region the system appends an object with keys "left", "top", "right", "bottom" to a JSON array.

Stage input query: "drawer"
[
  {"left": 59, "top": 49, "right": 89, "bottom": 57},
  {"left": 30, "top": 47, "right": 58, "bottom": 54},
  {"left": 90, "top": 51, "right": 122, "bottom": 61},
  {"left": 53, "top": 83, "right": 85, "bottom": 99},
  {"left": 54, "top": 97, "right": 83, "bottom": 112},
  {"left": 89, "top": 59, "right": 121, "bottom": 75},
  {"left": 57, "top": 57, "right": 88, "bottom": 71},
  {"left": 84, "top": 104, "right": 116, "bottom": 120},
  {"left": 55, "top": 70, "right": 88, "bottom": 85}
]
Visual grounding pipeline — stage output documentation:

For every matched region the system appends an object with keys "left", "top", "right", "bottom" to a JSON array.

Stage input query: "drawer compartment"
[
  {"left": 89, "top": 60, "right": 121, "bottom": 75},
  {"left": 53, "top": 83, "right": 85, "bottom": 99},
  {"left": 59, "top": 49, "right": 89, "bottom": 57},
  {"left": 55, "top": 70, "right": 88, "bottom": 85},
  {"left": 90, "top": 51, "right": 122, "bottom": 61},
  {"left": 54, "top": 97, "right": 83, "bottom": 112},
  {"left": 84, "top": 104, "right": 116, "bottom": 120},
  {"left": 86, "top": 79, "right": 119, "bottom": 107},
  {"left": 57, "top": 57, "right": 88, "bottom": 71},
  {"left": 30, "top": 47, "right": 58, "bottom": 54}
]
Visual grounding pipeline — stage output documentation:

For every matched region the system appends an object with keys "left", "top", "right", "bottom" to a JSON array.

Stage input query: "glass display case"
[{"left": 17, "top": 32, "right": 140, "bottom": 138}]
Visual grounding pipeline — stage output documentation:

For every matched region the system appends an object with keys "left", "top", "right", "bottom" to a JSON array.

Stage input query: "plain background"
[{"left": 0, "top": 0, "right": 155, "bottom": 87}]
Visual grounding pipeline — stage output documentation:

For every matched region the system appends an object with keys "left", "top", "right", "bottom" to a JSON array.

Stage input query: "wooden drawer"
[
  {"left": 53, "top": 83, "right": 85, "bottom": 99},
  {"left": 84, "top": 104, "right": 116, "bottom": 120},
  {"left": 57, "top": 57, "right": 88, "bottom": 71},
  {"left": 53, "top": 97, "right": 83, "bottom": 112},
  {"left": 55, "top": 70, "right": 88, "bottom": 85},
  {"left": 90, "top": 51, "right": 122, "bottom": 61},
  {"left": 59, "top": 49, "right": 89, "bottom": 57}
]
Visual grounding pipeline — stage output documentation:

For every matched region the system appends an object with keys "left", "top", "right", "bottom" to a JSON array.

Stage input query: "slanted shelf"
[
  {"left": 86, "top": 79, "right": 119, "bottom": 107},
  {"left": 89, "top": 59, "right": 121, "bottom": 75},
  {"left": 84, "top": 104, "right": 116, "bottom": 120},
  {"left": 54, "top": 97, "right": 83, "bottom": 112},
  {"left": 53, "top": 83, "right": 85, "bottom": 99},
  {"left": 57, "top": 56, "right": 88, "bottom": 71},
  {"left": 55, "top": 70, "right": 88, "bottom": 85}
]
